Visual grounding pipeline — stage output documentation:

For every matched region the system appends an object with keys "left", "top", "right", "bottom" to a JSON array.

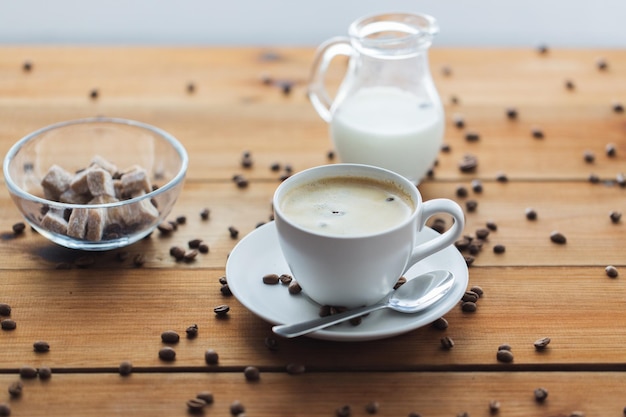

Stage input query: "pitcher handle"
[
  {"left": 404, "top": 199, "right": 465, "bottom": 272},
  {"left": 307, "top": 36, "right": 353, "bottom": 123}
]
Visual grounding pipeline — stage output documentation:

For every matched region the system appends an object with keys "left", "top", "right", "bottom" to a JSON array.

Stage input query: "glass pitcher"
[{"left": 308, "top": 12, "right": 444, "bottom": 184}]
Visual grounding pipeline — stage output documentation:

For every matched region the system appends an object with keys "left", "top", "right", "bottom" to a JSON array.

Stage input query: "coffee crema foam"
[{"left": 279, "top": 176, "right": 415, "bottom": 236}]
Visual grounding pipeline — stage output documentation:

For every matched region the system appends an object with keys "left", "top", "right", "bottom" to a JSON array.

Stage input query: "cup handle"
[
  {"left": 404, "top": 199, "right": 465, "bottom": 273},
  {"left": 307, "top": 36, "right": 353, "bottom": 123}
]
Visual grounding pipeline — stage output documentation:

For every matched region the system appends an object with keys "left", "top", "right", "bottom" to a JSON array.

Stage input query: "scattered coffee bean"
[
  {"left": 183, "top": 249, "right": 198, "bottom": 262},
  {"left": 457, "top": 412, "right": 469, "bottom": 417},
  {"left": 161, "top": 330, "right": 180, "bottom": 344},
  {"left": 617, "top": 173, "right": 626, "bottom": 187},
  {"left": 214, "top": 304, "right": 230, "bottom": 317},
  {"left": 175, "top": 215, "right": 186, "bottom": 225},
  {"left": 119, "top": 360, "right": 133, "bottom": 376},
  {"left": 186, "top": 324, "right": 199, "bottom": 338},
  {"left": 465, "top": 200, "right": 478, "bottom": 212},
  {"left": 441, "top": 143, "right": 451, "bottom": 153},
  {"left": 0, "top": 303, "right": 11, "bottom": 316},
  {"left": 440, "top": 336, "right": 455, "bottom": 350},
  {"left": 187, "top": 398, "right": 207, "bottom": 412},
  {"left": 506, "top": 107, "right": 518, "bottom": 119},
  {"left": 11, "top": 222, "right": 26, "bottom": 235},
  {"left": 596, "top": 57, "right": 608, "bottom": 70},
  {"left": 288, "top": 280, "right": 302, "bottom": 294},
  {"left": 534, "top": 337, "right": 551, "bottom": 350},
  {"left": 186, "top": 82, "right": 196, "bottom": 94},
  {"left": 0, "top": 403, "right": 10, "bottom": 417},
  {"left": 606, "top": 143, "right": 617, "bottom": 157},
  {"left": 488, "top": 400, "right": 501, "bottom": 413},
  {"left": 476, "top": 228, "right": 490, "bottom": 240},
  {"left": 610, "top": 211, "right": 622, "bottom": 223},
  {"left": 441, "top": 65, "right": 452, "bottom": 76},
  {"left": 230, "top": 400, "right": 245, "bottom": 416},
  {"left": 279, "top": 274, "right": 293, "bottom": 284},
  {"left": 525, "top": 208, "right": 537, "bottom": 220},
  {"left": 550, "top": 231, "right": 567, "bottom": 244},
  {"left": 196, "top": 391, "right": 214, "bottom": 404},
  {"left": 471, "top": 179, "right": 483, "bottom": 193},
  {"left": 588, "top": 173, "right": 600, "bottom": 183},
  {"left": 430, "top": 218, "right": 446, "bottom": 234},
  {"left": 465, "top": 131, "right": 480, "bottom": 142},
  {"left": 220, "top": 284, "right": 232, "bottom": 296},
  {"left": 263, "top": 273, "right": 280, "bottom": 285},
  {"left": 33, "top": 340, "right": 50, "bottom": 352},
  {"left": 408, "top": 412, "right": 423, "bottom": 417},
  {"left": 462, "top": 291, "right": 479, "bottom": 303},
  {"left": 188, "top": 239, "right": 202, "bottom": 249},
  {"left": 432, "top": 317, "right": 448, "bottom": 330},
  {"left": 1, "top": 319, "right": 16, "bottom": 331},
  {"left": 496, "top": 349, "right": 514, "bottom": 363},
  {"left": 461, "top": 301, "right": 477, "bottom": 312},
  {"left": 38, "top": 367, "right": 52, "bottom": 380},
  {"left": 205, "top": 349, "right": 219, "bottom": 365},
  {"left": 132, "top": 254, "right": 146, "bottom": 267},
  {"left": 565, "top": 79, "right": 575, "bottom": 90},
  {"left": 241, "top": 151, "right": 253, "bottom": 168},
  {"left": 228, "top": 226, "right": 239, "bottom": 239},
  {"left": 89, "top": 88, "right": 99, "bottom": 99},
  {"left": 264, "top": 336, "right": 279, "bottom": 351},
  {"left": 200, "top": 208, "right": 210, "bottom": 220},
  {"left": 455, "top": 185, "right": 468, "bottom": 198},
  {"left": 534, "top": 387, "right": 548, "bottom": 402},
  {"left": 606, "top": 265, "right": 619, "bottom": 278},
  {"left": 19, "top": 366, "right": 38, "bottom": 379},
  {"left": 464, "top": 255, "right": 475, "bottom": 267},
  {"left": 468, "top": 239, "right": 484, "bottom": 255},
  {"left": 244, "top": 365, "right": 260, "bottom": 381},
  {"left": 158, "top": 347, "right": 176, "bottom": 361},
  {"left": 365, "top": 401, "right": 379, "bottom": 414},
  {"left": 8, "top": 381, "right": 23, "bottom": 397},
  {"left": 459, "top": 154, "right": 478, "bottom": 173},
  {"left": 334, "top": 405, "right": 352, "bottom": 417},
  {"left": 485, "top": 221, "right": 497, "bottom": 232},
  {"left": 537, "top": 44, "right": 549, "bottom": 54},
  {"left": 452, "top": 114, "right": 465, "bottom": 128},
  {"left": 394, "top": 276, "right": 407, "bottom": 290},
  {"left": 470, "top": 285, "right": 484, "bottom": 297},
  {"left": 286, "top": 363, "right": 306, "bottom": 375},
  {"left": 531, "top": 127, "right": 544, "bottom": 139},
  {"left": 498, "top": 343, "right": 511, "bottom": 351},
  {"left": 493, "top": 244, "right": 506, "bottom": 254},
  {"left": 583, "top": 150, "right": 595, "bottom": 163},
  {"left": 198, "top": 243, "right": 209, "bottom": 253},
  {"left": 170, "top": 246, "right": 185, "bottom": 260},
  {"left": 450, "top": 95, "right": 459, "bottom": 105},
  {"left": 613, "top": 101, "right": 624, "bottom": 113}
]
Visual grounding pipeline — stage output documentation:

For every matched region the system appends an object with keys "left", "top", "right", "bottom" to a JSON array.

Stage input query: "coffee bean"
[
  {"left": 462, "top": 291, "right": 479, "bottom": 303},
  {"left": 459, "top": 154, "right": 478, "bottom": 173},
  {"left": 288, "top": 280, "right": 302, "bottom": 294},
  {"left": 219, "top": 276, "right": 228, "bottom": 285},
  {"left": 1, "top": 319, "right": 16, "bottom": 331},
  {"left": 33, "top": 340, "right": 50, "bottom": 352},
  {"left": 455, "top": 185, "right": 469, "bottom": 198},
  {"left": 441, "top": 65, "right": 452, "bottom": 76},
  {"left": 230, "top": 400, "right": 245, "bottom": 416},
  {"left": 241, "top": 151, "right": 253, "bottom": 168},
  {"left": 200, "top": 208, "right": 210, "bottom": 220},
  {"left": 214, "top": 304, "right": 230, "bottom": 317},
  {"left": 158, "top": 347, "right": 176, "bottom": 361},
  {"left": 505, "top": 107, "right": 518, "bottom": 119},
  {"left": 170, "top": 246, "right": 185, "bottom": 260},
  {"left": 464, "top": 255, "right": 475, "bottom": 267},
  {"left": 262, "top": 273, "right": 280, "bottom": 285},
  {"left": 432, "top": 317, "right": 448, "bottom": 330},
  {"left": 488, "top": 400, "right": 501, "bottom": 413},
  {"left": 89, "top": 88, "right": 99, "bottom": 99},
  {"left": 119, "top": 361, "right": 133, "bottom": 376},
  {"left": 365, "top": 401, "right": 379, "bottom": 414},
  {"left": 286, "top": 363, "right": 306, "bottom": 375},
  {"left": 465, "top": 131, "right": 480, "bottom": 142},
  {"left": 38, "top": 367, "right": 52, "bottom": 380},
  {"left": 132, "top": 254, "right": 146, "bottom": 267},
  {"left": 468, "top": 241, "right": 483, "bottom": 255},
  {"left": 188, "top": 239, "right": 202, "bottom": 249},
  {"left": 440, "top": 336, "right": 455, "bottom": 350},
  {"left": 0, "top": 304, "right": 11, "bottom": 316},
  {"left": 606, "top": 143, "right": 617, "bottom": 157},
  {"left": 465, "top": 200, "right": 478, "bottom": 212},
  {"left": 196, "top": 391, "right": 214, "bottom": 404},
  {"left": 583, "top": 150, "right": 595, "bottom": 163},
  {"left": 613, "top": 101, "right": 624, "bottom": 113},
  {"left": 496, "top": 349, "right": 514, "bottom": 363},
  {"left": 461, "top": 301, "right": 477, "bottom": 312},
  {"left": 525, "top": 208, "right": 537, "bottom": 220},
  {"left": 534, "top": 337, "right": 551, "bottom": 350},
  {"left": 264, "top": 336, "right": 279, "bottom": 351},
  {"left": 457, "top": 413, "right": 469, "bottom": 417},
  {"left": 205, "top": 349, "right": 219, "bottom": 365},
  {"left": 19, "top": 366, "right": 38, "bottom": 379},
  {"left": 455, "top": 236, "right": 472, "bottom": 251},
  {"left": 617, "top": 173, "right": 626, "bottom": 187},
  {"left": 453, "top": 114, "right": 465, "bottom": 129},
  {"left": 610, "top": 211, "right": 622, "bottom": 223},
  {"left": 471, "top": 179, "right": 483, "bottom": 193},
  {"left": 187, "top": 398, "right": 207, "bottom": 412},
  {"left": 11, "top": 222, "right": 25, "bottom": 235},
  {"left": 186, "top": 324, "right": 199, "bottom": 338},
  {"left": 498, "top": 343, "right": 511, "bottom": 351},
  {"left": 588, "top": 173, "right": 600, "bottom": 183},
  {"left": 394, "top": 276, "right": 407, "bottom": 290},
  {"left": 534, "top": 387, "right": 548, "bottom": 402},
  {"left": 8, "top": 381, "right": 23, "bottom": 397},
  {"left": 161, "top": 330, "right": 180, "bottom": 344},
  {"left": 198, "top": 243, "right": 209, "bottom": 253},
  {"left": 228, "top": 226, "right": 239, "bottom": 239},
  {"left": 183, "top": 249, "right": 198, "bottom": 262},
  {"left": 596, "top": 57, "right": 608, "bottom": 70},
  {"left": 441, "top": 143, "right": 451, "bottom": 152},
  {"left": 336, "top": 404, "right": 352, "bottom": 417},
  {"left": 470, "top": 285, "right": 484, "bottom": 297},
  {"left": 244, "top": 365, "right": 260, "bottom": 381},
  {"left": 606, "top": 265, "right": 619, "bottom": 278},
  {"left": 495, "top": 172, "right": 508, "bottom": 182},
  {"left": 0, "top": 403, "right": 10, "bottom": 417},
  {"left": 476, "top": 228, "right": 490, "bottom": 240},
  {"left": 493, "top": 244, "right": 506, "bottom": 254},
  {"left": 565, "top": 79, "right": 575, "bottom": 90},
  {"left": 550, "top": 231, "right": 567, "bottom": 244},
  {"left": 220, "top": 284, "right": 232, "bottom": 296},
  {"left": 279, "top": 274, "right": 293, "bottom": 284},
  {"left": 186, "top": 82, "right": 196, "bottom": 94}
]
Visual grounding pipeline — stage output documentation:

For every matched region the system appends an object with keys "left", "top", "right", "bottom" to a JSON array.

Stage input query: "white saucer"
[{"left": 226, "top": 222, "right": 469, "bottom": 342}]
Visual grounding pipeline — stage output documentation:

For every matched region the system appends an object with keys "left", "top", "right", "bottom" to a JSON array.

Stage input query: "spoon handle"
[{"left": 272, "top": 302, "right": 387, "bottom": 338}]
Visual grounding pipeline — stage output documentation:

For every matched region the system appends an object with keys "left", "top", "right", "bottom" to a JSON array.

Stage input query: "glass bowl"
[{"left": 3, "top": 117, "right": 188, "bottom": 251}]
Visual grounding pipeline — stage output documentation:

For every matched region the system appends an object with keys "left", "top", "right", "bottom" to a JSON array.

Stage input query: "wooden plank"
[
  {"left": 0, "top": 266, "right": 624, "bottom": 369},
  {"left": 0, "top": 372, "right": 623, "bottom": 417}
]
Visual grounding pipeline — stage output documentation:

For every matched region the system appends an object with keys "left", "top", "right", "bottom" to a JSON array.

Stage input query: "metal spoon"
[{"left": 272, "top": 270, "right": 455, "bottom": 338}]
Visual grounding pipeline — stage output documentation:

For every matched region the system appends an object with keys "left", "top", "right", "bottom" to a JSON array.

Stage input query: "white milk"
[{"left": 330, "top": 86, "right": 444, "bottom": 183}]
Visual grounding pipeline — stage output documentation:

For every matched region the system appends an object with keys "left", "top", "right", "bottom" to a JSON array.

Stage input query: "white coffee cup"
[{"left": 273, "top": 164, "right": 464, "bottom": 308}]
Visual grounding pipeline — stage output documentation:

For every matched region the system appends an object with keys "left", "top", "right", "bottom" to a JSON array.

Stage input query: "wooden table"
[{"left": 0, "top": 46, "right": 624, "bottom": 416}]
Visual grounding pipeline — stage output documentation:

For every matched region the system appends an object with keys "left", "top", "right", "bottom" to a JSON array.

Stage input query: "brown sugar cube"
[
  {"left": 41, "top": 164, "right": 73, "bottom": 200},
  {"left": 67, "top": 208, "right": 89, "bottom": 239},
  {"left": 87, "top": 167, "right": 116, "bottom": 197},
  {"left": 59, "top": 188, "right": 90, "bottom": 204},
  {"left": 69, "top": 168, "right": 92, "bottom": 195},
  {"left": 121, "top": 167, "right": 152, "bottom": 197},
  {"left": 90, "top": 155, "right": 119, "bottom": 177},
  {"left": 113, "top": 179, "right": 124, "bottom": 199},
  {"left": 41, "top": 211, "right": 69, "bottom": 235},
  {"left": 85, "top": 208, "right": 106, "bottom": 241}
]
